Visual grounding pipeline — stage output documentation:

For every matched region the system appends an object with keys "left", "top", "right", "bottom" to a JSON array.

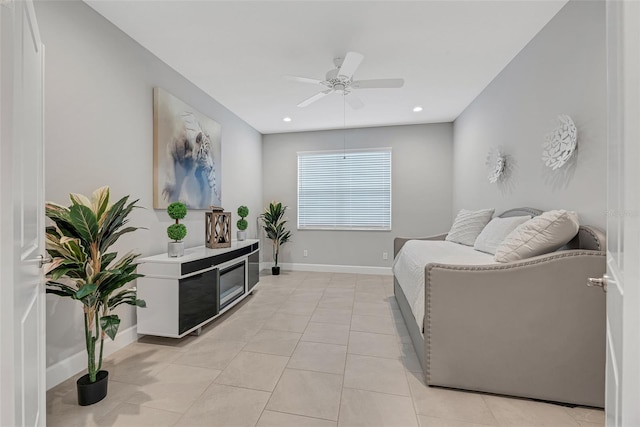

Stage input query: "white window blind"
[{"left": 297, "top": 148, "right": 392, "bottom": 230}]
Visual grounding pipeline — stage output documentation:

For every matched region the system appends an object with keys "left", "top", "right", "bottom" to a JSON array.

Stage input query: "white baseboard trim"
[
  {"left": 260, "top": 262, "right": 392, "bottom": 276},
  {"left": 46, "top": 325, "right": 139, "bottom": 390}
]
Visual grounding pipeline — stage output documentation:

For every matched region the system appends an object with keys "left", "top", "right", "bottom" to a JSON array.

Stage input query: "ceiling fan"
[{"left": 285, "top": 51, "right": 405, "bottom": 110}]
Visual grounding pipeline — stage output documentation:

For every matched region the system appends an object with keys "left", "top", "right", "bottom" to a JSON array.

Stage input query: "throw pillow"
[
  {"left": 445, "top": 208, "right": 495, "bottom": 246},
  {"left": 473, "top": 215, "right": 531, "bottom": 255},
  {"left": 494, "top": 210, "right": 580, "bottom": 263}
]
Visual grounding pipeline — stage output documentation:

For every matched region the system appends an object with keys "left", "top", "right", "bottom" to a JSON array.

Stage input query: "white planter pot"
[
  {"left": 168, "top": 241, "right": 184, "bottom": 257},
  {"left": 237, "top": 230, "right": 247, "bottom": 241}
]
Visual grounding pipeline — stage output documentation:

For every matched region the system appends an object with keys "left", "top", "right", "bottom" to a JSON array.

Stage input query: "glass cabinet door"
[
  {"left": 178, "top": 269, "right": 219, "bottom": 334},
  {"left": 219, "top": 261, "right": 246, "bottom": 310}
]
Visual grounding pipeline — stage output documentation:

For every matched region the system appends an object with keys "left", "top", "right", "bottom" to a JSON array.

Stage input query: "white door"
[
  {"left": 0, "top": 0, "right": 46, "bottom": 426},
  {"left": 604, "top": 1, "right": 640, "bottom": 426}
]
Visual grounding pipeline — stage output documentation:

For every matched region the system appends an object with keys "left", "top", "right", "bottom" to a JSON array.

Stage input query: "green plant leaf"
[
  {"left": 100, "top": 227, "right": 139, "bottom": 253},
  {"left": 46, "top": 280, "right": 80, "bottom": 294},
  {"left": 47, "top": 289, "right": 75, "bottom": 298},
  {"left": 107, "top": 289, "right": 143, "bottom": 309},
  {"left": 237, "top": 205, "right": 249, "bottom": 218},
  {"left": 69, "top": 204, "right": 99, "bottom": 245},
  {"left": 70, "top": 192, "right": 92, "bottom": 208},
  {"left": 167, "top": 202, "right": 187, "bottom": 220},
  {"left": 45, "top": 282, "right": 77, "bottom": 297},
  {"left": 101, "top": 273, "right": 143, "bottom": 297},
  {"left": 91, "top": 186, "right": 110, "bottom": 223},
  {"left": 50, "top": 267, "right": 75, "bottom": 280},
  {"left": 100, "top": 252, "right": 118, "bottom": 270},
  {"left": 167, "top": 223, "right": 187, "bottom": 241},
  {"left": 65, "top": 239, "right": 88, "bottom": 264},
  {"left": 75, "top": 283, "right": 97, "bottom": 300},
  {"left": 99, "top": 197, "right": 142, "bottom": 254},
  {"left": 100, "top": 315, "right": 120, "bottom": 341}
]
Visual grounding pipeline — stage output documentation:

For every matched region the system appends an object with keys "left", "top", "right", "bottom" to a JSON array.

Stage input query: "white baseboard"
[
  {"left": 260, "top": 262, "right": 392, "bottom": 276},
  {"left": 46, "top": 325, "right": 139, "bottom": 390}
]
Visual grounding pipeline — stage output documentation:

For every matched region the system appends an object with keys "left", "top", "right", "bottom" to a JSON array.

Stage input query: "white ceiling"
[{"left": 85, "top": 0, "right": 567, "bottom": 134}]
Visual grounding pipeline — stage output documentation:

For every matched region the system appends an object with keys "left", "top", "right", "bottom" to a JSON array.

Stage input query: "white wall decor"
[
  {"left": 453, "top": 1, "right": 605, "bottom": 228},
  {"left": 542, "top": 114, "right": 577, "bottom": 170},
  {"left": 485, "top": 147, "right": 507, "bottom": 183},
  {"left": 154, "top": 88, "right": 222, "bottom": 210}
]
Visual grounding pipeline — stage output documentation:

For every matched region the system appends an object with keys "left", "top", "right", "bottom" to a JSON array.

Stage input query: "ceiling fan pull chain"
[{"left": 343, "top": 93, "right": 347, "bottom": 159}]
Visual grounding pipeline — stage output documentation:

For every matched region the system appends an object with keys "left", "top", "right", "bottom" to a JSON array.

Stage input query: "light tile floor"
[{"left": 47, "top": 271, "right": 605, "bottom": 427}]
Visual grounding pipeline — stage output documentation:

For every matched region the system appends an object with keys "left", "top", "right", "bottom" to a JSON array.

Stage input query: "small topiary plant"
[
  {"left": 167, "top": 202, "right": 187, "bottom": 242},
  {"left": 237, "top": 205, "right": 249, "bottom": 231}
]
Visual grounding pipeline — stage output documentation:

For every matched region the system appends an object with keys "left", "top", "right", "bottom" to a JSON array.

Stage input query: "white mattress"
[{"left": 392, "top": 240, "right": 494, "bottom": 331}]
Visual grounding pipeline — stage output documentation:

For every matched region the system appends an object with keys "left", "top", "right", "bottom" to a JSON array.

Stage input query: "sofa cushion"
[
  {"left": 445, "top": 208, "right": 495, "bottom": 246},
  {"left": 474, "top": 215, "right": 531, "bottom": 255},
  {"left": 494, "top": 210, "right": 580, "bottom": 263}
]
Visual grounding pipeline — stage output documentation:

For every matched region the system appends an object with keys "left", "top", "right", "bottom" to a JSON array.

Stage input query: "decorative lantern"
[{"left": 205, "top": 206, "right": 231, "bottom": 249}]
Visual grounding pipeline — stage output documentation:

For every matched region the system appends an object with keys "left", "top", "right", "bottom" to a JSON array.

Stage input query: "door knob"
[
  {"left": 587, "top": 276, "right": 607, "bottom": 292},
  {"left": 38, "top": 254, "right": 53, "bottom": 268}
]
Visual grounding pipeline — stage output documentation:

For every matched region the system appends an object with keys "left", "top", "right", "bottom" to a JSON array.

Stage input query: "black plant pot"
[
  {"left": 76, "top": 370, "right": 109, "bottom": 406},
  {"left": 272, "top": 266, "right": 280, "bottom": 275}
]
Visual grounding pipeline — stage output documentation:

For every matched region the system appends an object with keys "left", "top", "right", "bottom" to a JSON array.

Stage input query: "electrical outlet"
[
  {"left": 383, "top": 252, "right": 388, "bottom": 260},
  {"left": 303, "top": 249, "right": 308, "bottom": 257}
]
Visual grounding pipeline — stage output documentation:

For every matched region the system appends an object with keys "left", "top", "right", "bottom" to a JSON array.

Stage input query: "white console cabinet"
[{"left": 136, "top": 240, "right": 259, "bottom": 338}]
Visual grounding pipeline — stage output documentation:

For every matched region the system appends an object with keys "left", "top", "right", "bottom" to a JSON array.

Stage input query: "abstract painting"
[{"left": 154, "top": 88, "right": 222, "bottom": 209}]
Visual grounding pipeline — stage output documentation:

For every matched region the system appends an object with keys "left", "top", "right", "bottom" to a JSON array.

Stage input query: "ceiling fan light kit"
[{"left": 285, "top": 51, "right": 405, "bottom": 110}]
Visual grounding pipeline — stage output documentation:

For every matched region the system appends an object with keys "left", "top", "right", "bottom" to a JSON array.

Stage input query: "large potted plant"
[
  {"left": 236, "top": 205, "right": 249, "bottom": 241},
  {"left": 167, "top": 202, "right": 187, "bottom": 257},
  {"left": 44, "top": 186, "right": 146, "bottom": 406},
  {"left": 259, "top": 202, "right": 291, "bottom": 275}
]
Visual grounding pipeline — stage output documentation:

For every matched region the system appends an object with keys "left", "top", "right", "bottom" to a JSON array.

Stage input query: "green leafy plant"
[
  {"left": 167, "top": 202, "right": 187, "bottom": 242},
  {"left": 237, "top": 205, "right": 249, "bottom": 231},
  {"left": 259, "top": 202, "right": 292, "bottom": 267},
  {"left": 44, "top": 187, "right": 146, "bottom": 383}
]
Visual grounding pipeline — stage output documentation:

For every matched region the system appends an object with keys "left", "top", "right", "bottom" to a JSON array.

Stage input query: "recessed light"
[
  {"left": 413, "top": 106, "right": 423, "bottom": 112},
  {"left": 283, "top": 117, "right": 292, "bottom": 122}
]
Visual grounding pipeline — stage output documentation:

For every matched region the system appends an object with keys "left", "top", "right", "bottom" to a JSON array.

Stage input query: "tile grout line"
[
  {"left": 257, "top": 276, "right": 305, "bottom": 426},
  {"left": 336, "top": 273, "right": 360, "bottom": 426},
  {"left": 341, "top": 384, "right": 412, "bottom": 399},
  {"left": 173, "top": 305, "right": 271, "bottom": 427},
  {"left": 263, "top": 407, "right": 339, "bottom": 424},
  {"left": 396, "top": 285, "right": 426, "bottom": 427}
]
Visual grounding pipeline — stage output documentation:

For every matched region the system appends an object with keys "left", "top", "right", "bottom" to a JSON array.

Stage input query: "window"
[{"left": 297, "top": 148, "right": 392, "bottom": 230}]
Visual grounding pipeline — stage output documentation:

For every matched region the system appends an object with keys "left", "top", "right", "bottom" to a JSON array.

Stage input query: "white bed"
[{"left": 392, "top": 240, "right": 494, "bottom": 330}]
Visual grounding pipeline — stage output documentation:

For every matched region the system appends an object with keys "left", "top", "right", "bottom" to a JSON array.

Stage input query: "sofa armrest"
[
  {"left": 424, "top": 250, "right": 606, "bottom": 407},
  {"left": 394, "top": 233, "right": 447, "bottom": 258}
]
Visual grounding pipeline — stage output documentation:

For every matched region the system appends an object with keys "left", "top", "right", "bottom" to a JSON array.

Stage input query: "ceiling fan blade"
[
  {"left": 297, "top": 89, "right": 333, "bottom": 108},
  {"left": 284, "top": 75, "right": 324, "bottom": 85},
  {"left": 345, "top": 93, "right": 364, "bottom": 110},
  {"left": 338, "top": 51, "right": 364, "bottom": 79},
  {"left": 351, "top": 78, "right": 405, "bottom": 89}
]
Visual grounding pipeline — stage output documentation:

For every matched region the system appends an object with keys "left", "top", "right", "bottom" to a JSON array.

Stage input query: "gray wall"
[
  {"left": 35, "top": 1, "right": 263, "bottom": 368},
  {"left": 262, "top": 124, "right": 453, "bottom": 268},
  {"left": 453, "top": 0, "right": 606, "bottom": 229}
]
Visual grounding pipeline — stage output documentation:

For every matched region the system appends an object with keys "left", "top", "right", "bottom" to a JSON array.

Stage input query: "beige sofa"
[{"left": 393, "top": 208, "right": 606, "bottom": 407}]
